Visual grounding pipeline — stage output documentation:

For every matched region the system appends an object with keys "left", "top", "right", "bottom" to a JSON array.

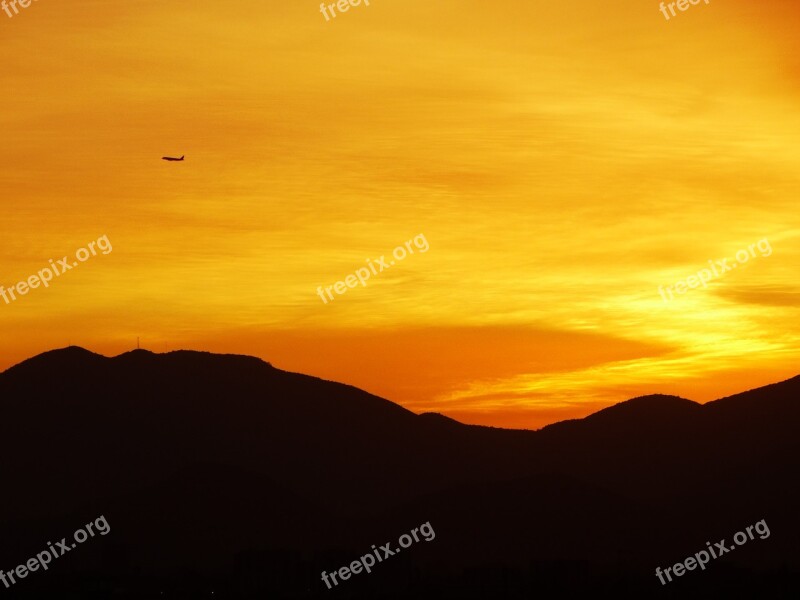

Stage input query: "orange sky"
[{"left": 1, "top": 0, "right": 799, "bottom": 429}]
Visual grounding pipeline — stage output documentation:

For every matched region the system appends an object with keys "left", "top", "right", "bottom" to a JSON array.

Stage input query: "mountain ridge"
[
  {"left": 0, "top": 347, "right": 797, "bottom": 598},
  {"left": 5, "top": 346, "right": 795, "bottom": 430}
]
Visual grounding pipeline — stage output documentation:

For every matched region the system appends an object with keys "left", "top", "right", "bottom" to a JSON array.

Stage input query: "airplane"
[{"left": 162, "top": 155, "right": 185, "bottom": 161}]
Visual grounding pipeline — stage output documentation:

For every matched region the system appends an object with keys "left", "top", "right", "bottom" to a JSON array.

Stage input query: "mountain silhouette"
[{"left": 0, "top": 348, "right": 797, "bottom": 599}]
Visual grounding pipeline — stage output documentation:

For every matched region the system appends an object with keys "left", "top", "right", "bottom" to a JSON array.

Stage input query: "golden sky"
[{"left": 1, "top": 0, "right": 799, "bottom": 429}]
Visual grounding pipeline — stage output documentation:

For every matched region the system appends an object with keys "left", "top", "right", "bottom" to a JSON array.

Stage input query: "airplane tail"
[{"left": 180, "top": 155, "right": 185, "bottom": 160}]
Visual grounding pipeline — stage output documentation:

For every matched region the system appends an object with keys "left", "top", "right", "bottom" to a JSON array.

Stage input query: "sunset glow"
[{"left": 2, "top": 0, "right": 799, "bottom": 428}]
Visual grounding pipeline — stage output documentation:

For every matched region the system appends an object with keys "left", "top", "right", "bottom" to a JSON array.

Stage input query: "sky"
[{"left": 1, "top": 0, "right": 799, "bottom": 429}]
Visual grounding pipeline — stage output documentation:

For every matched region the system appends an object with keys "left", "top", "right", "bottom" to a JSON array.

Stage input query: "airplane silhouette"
[{"left": 162, "top": 155, "right": 185, "bottom": 162}]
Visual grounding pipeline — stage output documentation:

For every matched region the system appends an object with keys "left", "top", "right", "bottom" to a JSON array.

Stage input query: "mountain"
[{"left": 0, "top": 348, "right": 797, "bottom": 599}]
